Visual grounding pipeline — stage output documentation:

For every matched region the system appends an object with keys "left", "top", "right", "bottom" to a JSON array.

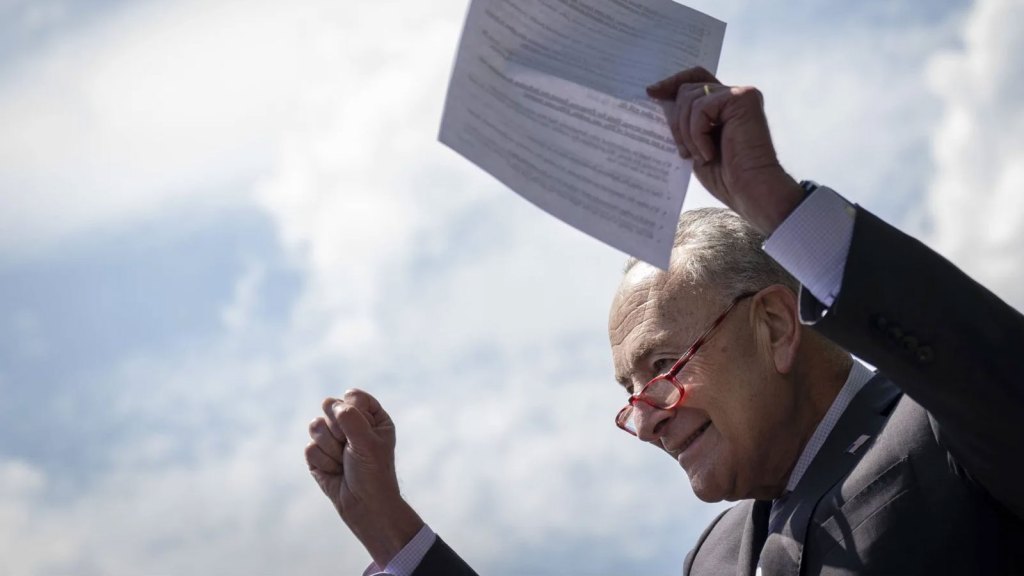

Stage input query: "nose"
[{"left": 632, "top": 401, "right": 673, "bottom": 442}]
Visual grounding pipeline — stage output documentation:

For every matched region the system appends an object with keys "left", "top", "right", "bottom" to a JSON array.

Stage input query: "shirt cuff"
[
  {"left": 362, "top": 524, "right": 437, "bottom": 576},
  {"left": 762, "top": 185, "right": 855, "bottom": 307}
]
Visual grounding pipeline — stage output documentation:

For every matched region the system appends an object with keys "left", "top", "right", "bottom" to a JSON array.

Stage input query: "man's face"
[{"left": 608, "top": 264, "right": 796, "bottom": 502}]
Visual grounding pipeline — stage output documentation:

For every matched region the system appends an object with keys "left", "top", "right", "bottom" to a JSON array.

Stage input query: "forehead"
[{"left": 608, "top": 264, "right": 713, "bottom": 365}]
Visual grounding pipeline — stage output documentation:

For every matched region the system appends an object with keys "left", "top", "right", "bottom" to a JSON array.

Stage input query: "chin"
[
  {"left": 691, "top": 486, "right": 729, "bottom": 503},
  {"left": 687, "top": 473, "right": 729, "bottom": 503}
]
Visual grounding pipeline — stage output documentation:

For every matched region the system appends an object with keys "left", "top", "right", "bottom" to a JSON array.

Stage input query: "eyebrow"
[
  {"left": 628, "top": 338, "right": 665, "bottom": 370},
  {"left": 614, "top": 338, "right": 669, "bottom": 392}
]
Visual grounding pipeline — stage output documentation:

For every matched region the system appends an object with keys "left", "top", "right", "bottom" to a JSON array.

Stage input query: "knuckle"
[
  {"left": 688, "top": 66, "right": 712, "bottom": 81},
  {"left": 344, "top": 389, "right": 376, "bottom": 410},
  {"left": 737, "top": 86, "right": 763, "bottom": 103},
  {"left": 337, "top": 404, "right": 363, "bottom": 422}
]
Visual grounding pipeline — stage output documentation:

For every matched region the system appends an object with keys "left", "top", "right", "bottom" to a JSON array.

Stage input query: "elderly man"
[{"left": 305, "top": 67, "right": 1024, "bottom": 575}]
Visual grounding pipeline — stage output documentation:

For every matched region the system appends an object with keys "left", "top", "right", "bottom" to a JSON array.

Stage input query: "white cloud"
[
  {"left": 720, "top": 10, "right": 963, "bottom": 220},
  {"left": 0, "top": 428, "right": 378, "bottom": 575},
  {"left": 0, "top": 0, "right": 334, "bottom": 261},
  {"left": 925, "top": 0, "right": 1024, "bottom": 309},
  {"left": 0, "top": 460, "right": 80, "bottom": 576},
  {"left": 220, "top": 260, "right": 266, "bottom": 335}
]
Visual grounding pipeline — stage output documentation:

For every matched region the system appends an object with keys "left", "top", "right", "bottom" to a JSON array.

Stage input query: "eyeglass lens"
[{"left": 617, "top": 377, "right": 684, "bottom": 434}]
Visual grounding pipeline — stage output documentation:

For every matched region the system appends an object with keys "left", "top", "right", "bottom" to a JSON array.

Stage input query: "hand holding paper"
[{"left": 647, "top": 67, "right": 806, "bottom": 234}]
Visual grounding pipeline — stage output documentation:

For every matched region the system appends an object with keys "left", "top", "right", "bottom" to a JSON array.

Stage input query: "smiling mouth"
[{"left": 677, "top": 421, "right": 712, "bottom": 454}]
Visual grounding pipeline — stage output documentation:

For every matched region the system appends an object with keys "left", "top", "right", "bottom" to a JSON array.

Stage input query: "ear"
[{"left": 751, "top": 285, "right": 801, "bottom": 374}]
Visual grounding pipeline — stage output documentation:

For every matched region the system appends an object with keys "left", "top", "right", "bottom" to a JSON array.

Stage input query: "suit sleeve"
[
  {"left": 410, "top": 536, "right": 480, "bottom": 576},
  {"left": 802, "top": 206, "right": 1024, "bottom": 520}
]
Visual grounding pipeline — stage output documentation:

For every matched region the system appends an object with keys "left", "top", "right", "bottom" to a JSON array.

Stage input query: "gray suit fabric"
[{"left": 413, "top": 207, "right": 1024, "bottom": 575}]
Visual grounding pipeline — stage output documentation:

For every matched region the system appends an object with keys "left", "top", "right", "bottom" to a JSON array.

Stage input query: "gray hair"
[{"left": 624, "top": 208, "right": 798, "bottom": 300}]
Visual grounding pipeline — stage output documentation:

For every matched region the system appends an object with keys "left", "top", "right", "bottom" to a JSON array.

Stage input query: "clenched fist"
[{"left": 305, "top": 389, "right": 423, "bottom": 568}]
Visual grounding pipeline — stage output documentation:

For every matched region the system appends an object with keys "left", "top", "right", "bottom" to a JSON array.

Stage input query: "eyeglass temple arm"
[{"left": 665, "top": 291, "right": 758, "bottom": 378}]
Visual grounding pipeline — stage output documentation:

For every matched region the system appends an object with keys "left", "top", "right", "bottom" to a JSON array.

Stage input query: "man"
[{"left": 304, "top": 67, "right": 1024, "bottom": 574}]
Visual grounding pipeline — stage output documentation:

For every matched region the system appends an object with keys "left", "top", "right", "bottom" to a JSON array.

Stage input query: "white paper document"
[{"left": 439, "top": 0, "right": 725, "bottom": 268}]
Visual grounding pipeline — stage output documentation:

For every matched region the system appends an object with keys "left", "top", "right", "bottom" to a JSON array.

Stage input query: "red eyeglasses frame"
[{"left": 616, "top": 291, "right": 757, "bottom": 436}]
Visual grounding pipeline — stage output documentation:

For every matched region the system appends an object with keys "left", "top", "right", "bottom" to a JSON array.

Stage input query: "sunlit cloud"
[{"left": 926, "top": 0, "right": 1024, "bottom": 309}]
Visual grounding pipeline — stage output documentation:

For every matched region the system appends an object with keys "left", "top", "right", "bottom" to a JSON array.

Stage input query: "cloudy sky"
[{"left": 1, "top": 0, "right": 1022, "bottom": 574}]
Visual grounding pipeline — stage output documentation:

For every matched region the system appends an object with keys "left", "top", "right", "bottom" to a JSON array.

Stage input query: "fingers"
[
  {"left": 321, "top": 397, "right": 347, "bottom": 442},
  {"left": 647, "top": 66, "right": 719, "bottom": 100},
  {"left": 672, "top": 84, "right": 709, "bottom": 160},
  {"left": 342, "top": 389, "right": 394, "bottom": 429},
  {"left": 335, "top": 402, "right": 375, "bottom": 452},
  {"left": 322, "top": 389, "right": 392, "bottom": 429},
  {"left": 314, "top": 389, "right": 394, "bottom": 458},
  {"left": 661, "top": 82, "right": 757, "bottom": 163},
  {"left": 689, "top": 86, "right": 734, "bottom": 163},
  {"left": 309, "top": 417, "right": 344, "bottom": 462},
  {"left": 305, "top": 441, "right": 342, "bottom": 474}
]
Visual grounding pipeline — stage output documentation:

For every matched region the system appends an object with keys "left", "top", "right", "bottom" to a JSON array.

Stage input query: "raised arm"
[
  {"left": 305, "top": 389, "right": 426, "bottom": 568},
  {"left": 305, "top": 390, "right": 480, "bottom": 575},
  {"left": 649, "top": 67, "right": 1024, "bottom": 519}
]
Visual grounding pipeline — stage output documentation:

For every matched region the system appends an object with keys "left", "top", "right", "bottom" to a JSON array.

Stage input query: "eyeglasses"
[{"left": 615, "top": 291, "right": 756, "bottom": 436}]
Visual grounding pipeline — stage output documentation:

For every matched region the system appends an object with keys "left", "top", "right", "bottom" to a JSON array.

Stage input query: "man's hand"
[
  {"left": 305, "top": 389, "right": 424, "bottom": 568},
  {"left": 648, "top": 67, "right": 806, "bottom": 234}
]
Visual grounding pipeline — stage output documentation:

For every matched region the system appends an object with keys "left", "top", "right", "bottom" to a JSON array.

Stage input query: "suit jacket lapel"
[
  {"left": 756, "top": 375, "right": 900, "bottom": 576},
  {"left": 734, "top": 499, "right": 770, "bottom": 576}
]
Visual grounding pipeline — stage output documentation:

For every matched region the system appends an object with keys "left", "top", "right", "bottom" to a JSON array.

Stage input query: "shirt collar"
[{"left": 784, "top": 359, "right": 875, "bottom": 493}]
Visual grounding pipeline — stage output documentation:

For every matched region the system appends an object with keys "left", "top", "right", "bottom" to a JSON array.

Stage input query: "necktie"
[
  {"left": 768, "top": 492, "right": 791, "bottom": 534},
  {"left": 746, "top": 499, "right": 771, "bottom": 575}
]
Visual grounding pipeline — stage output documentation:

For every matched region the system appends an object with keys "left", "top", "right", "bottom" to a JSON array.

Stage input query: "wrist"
[
  {"left": 348, "top": 499, "right": 425, "bottom": 568},
  {"left": 745, "top": 171, "right": 804, "bottom": 234}
]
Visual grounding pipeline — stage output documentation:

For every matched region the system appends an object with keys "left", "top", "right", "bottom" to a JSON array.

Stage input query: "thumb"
[{"left": 334, "top": 403, "right": 376, "bottom": 452}]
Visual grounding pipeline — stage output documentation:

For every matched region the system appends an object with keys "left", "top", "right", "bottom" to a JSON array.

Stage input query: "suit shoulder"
[{"left": 685, "top": 503, "right": 749, "bottom": 575}]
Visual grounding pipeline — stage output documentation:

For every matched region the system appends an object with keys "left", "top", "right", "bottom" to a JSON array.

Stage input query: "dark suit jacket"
[{"left": 412, "top": 207, "right": 1024, "bottom": 575}]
